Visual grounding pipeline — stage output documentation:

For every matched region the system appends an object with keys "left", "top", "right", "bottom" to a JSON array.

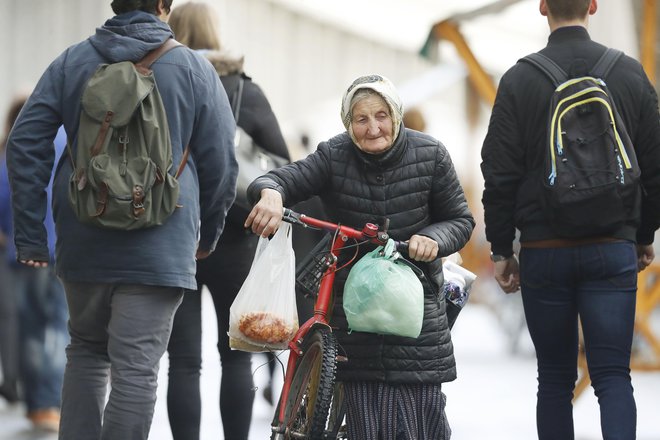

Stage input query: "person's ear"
[
  {"left": 155, "top": 0, "right": 170, "bottom": 21},
  {"left": 589, "top": 0, "right": 598, "bottom": 16},
  {"left": 539, "top": 0, "right": 549, "bottom": 17}
]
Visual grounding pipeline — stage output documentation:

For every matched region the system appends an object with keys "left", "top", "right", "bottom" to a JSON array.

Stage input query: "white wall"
[
  {"left": 0, "top": 0, "right": 434, "bottom": 159},
  {"left": 0, "top": 0, "right": 112, "bottom": 131},
  {"left": 1, "top": 0, "right": 643, "bottom": 166}
]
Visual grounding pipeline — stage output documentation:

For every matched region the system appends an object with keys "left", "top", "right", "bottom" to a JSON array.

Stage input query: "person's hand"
[
  {"left": 494, "top": 255, "right": 520, "bottom": 294},
  {"left": 195, "top": 249, "right": 211, "bottom": 260},
  {"left": 244, "top": 188, "right": 284, "bottom": 237},
  {"left": 19, "top": 259, "right": 48, "bottom": 268},
  {"left": 636, "top": 244, "right": 655, "bottom": 272},
  {"left": 407, "top": 235, "right": 439, "bottom": 262}
]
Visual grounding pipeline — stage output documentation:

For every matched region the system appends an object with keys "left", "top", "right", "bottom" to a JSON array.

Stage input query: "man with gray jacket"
[{"left": 6, "top": 1, "right": 237, "bottom": 438}]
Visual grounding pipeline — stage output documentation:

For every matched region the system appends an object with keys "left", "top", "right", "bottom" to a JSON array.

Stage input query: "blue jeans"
[
  {"left": 12, "top": 265, "right": 69, "bottom": 411},
  {"left": 519, "top": 241, "right": 637, "bottom": 440},
  {"left": 59, "top": 281, "right": 183, "bottom": 440}
]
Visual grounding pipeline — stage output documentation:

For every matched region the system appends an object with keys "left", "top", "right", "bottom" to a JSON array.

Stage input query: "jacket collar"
[
  {"left": 547, "top": 26, "right": 591, "bottom": 47},
  {"left": 90, "top": 11, "right": 173, "bottom": 63},
  {"left": 354, "top": 122, "right": 407, "bottom": 169}
]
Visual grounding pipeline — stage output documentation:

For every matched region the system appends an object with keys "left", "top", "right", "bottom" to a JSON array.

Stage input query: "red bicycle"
[{"left": 270, "top": 208, "right": 407, "bottom": 440}]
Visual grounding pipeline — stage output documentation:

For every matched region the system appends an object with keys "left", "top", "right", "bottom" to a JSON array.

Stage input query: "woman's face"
[{"left": 351, "top": 94, "right": 394, "bottom": 154}]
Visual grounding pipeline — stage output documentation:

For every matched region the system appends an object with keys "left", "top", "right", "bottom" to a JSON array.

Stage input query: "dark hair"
[
  {"left": 545, "top": 0, "right": 590, "bottom": 21},
  {"left": 111, "top": 0, "right": 173, "bottom": 15}
]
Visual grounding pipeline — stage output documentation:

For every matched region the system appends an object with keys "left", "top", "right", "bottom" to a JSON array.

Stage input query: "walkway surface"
[{"left": 1, "top": 291, "right": 659, "bottom": 439}]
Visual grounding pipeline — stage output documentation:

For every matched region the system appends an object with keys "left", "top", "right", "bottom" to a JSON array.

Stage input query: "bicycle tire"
[
  {"left": 323, "top": 382, "right": 347, "bottom": 439},
  {"left": 283, "top": 327, "right": 338, "bottom": 439}
]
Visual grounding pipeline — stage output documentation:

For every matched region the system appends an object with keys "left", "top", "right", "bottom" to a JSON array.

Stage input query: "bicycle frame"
[{"left": 272, "top": 208, "right": 391, "bottom": 438}]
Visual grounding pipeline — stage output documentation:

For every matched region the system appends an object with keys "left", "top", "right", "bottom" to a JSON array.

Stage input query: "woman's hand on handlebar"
[
  {"left": 244, "top": 188, "right": 284, "bottom": 237},
  {"left": 407, "top": 234, "right": 439, "bottom": 262}
]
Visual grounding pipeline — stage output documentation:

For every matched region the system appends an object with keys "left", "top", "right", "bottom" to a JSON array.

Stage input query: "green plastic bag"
[{"left": 343, "top": 239, "right": 424, "bottom": 338}]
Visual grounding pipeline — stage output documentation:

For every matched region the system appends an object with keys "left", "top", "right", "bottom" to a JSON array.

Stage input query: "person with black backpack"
[
  {"left": 481, "top": 1, "right": 660, "bottom": 439},
  {"left": 5, "top": 1, "right": 238, "bottom": 439}
]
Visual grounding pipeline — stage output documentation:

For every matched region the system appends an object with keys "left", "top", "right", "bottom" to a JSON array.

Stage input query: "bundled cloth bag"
[
  {"left": 442, "top": 253, "right": 477, "bottom": 329},
  {"left": 229, "top": 223, "right": 298, "bottom": 352},
  {"left": 343, "top": 239, "right": 424, "bottom": 338}
]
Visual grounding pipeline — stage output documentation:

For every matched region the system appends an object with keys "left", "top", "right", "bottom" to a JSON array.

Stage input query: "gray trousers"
[{"left": 58, "top": 281, "right": 183, "bottom": 440}]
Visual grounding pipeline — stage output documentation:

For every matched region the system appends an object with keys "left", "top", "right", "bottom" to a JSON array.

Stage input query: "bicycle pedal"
[{"left": 336, "top": 355, "right": 348, "bottom": 363}]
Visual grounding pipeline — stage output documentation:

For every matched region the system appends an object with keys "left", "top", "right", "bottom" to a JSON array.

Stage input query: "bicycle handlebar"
[{"left": 283, "top": 208, "right": 409, "bottom": 253}]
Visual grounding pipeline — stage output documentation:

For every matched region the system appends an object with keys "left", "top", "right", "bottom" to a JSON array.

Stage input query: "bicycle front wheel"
[
  {"left": 325, "top": 381, "right": 347, "bottom": 439},
  {"left": 283, "top": 327, "right": 338, "bottom": 439}
]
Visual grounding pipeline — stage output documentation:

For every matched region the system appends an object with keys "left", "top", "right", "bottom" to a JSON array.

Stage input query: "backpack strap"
[
  {"left": 522, "top": 49, "right": 623, "bottom": 86},
  {"left": 520, "top": 53, "right": 568, "bottom": 87},
  {"left": 590, "top": 48, "right": 623, "bottom": 79},
  {"left": 174, "top": 145, "right": 190, "bottom": 179},
  {"left": 230, "top": 77, "right": 245, "bottom": 123},
  {"left": 135, "top": 38, "right": 189, "bottom": 180},
  {"left": 136, "top": 38, "right": 182, "bottom": 70}
]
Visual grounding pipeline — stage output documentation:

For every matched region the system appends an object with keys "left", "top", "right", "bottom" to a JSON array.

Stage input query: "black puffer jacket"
[
  {"left": 247, "top": 127, "right": 474, "bottom": 384},
  {"left": 481, "top": 27, "right": 660, "bottom": 256}
]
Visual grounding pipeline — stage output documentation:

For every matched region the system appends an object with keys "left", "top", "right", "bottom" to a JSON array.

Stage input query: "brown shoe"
[{"left": 27, "top": 408, "right": 60, "bottom": 433}]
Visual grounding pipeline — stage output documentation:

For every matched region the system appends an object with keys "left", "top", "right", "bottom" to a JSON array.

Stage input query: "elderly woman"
[{"left": 245, "top": 74, "right": 474, "bottom": 439}]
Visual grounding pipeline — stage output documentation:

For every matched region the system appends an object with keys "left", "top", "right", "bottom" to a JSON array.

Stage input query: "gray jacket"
[
  {"left": 248, "top": 127, "right": 474, "bottom": 384},
  {"left": 6, "top": 11, "right": 237, "bottom": 289}
]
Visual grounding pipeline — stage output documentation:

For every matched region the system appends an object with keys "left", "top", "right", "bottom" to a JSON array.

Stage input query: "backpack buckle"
[{"left": 132, "top": 185, "right": 146, "bottom": 218}]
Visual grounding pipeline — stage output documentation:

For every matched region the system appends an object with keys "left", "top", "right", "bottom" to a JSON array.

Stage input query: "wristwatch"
[{"left": 490, "top": 253, "right": 510, "bottom": 262}]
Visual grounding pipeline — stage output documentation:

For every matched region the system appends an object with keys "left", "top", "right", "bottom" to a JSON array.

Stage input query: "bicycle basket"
[{"left": 295, "top": 232, "right": 333, "bottom": 298}]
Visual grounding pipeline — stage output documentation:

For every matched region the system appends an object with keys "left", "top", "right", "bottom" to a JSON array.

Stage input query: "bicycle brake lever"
[
  {"left": 283, "top": 208, "right": 303, "bottom": 225},
  {"left": 382, "top": 217, "right": 390, "bottom": 233}
]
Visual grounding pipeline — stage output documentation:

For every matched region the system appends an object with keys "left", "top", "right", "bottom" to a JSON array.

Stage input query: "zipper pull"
[{"left": 556, "top": 133, "right": 565, "bottom": 155}]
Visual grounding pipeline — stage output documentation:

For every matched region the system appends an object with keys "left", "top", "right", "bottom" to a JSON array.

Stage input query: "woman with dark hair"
[{"left": 167, "top": 3, "right": 291, "bottom": 439}]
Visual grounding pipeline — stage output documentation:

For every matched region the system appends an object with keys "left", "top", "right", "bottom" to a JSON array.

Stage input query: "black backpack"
[{"left": 521, "top": 48, "right": 641, "bottom": 238}]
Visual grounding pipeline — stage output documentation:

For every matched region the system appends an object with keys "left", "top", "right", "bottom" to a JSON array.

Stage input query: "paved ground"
[{"left": 2, "top": 291, "right": 659, "bottom": 439}]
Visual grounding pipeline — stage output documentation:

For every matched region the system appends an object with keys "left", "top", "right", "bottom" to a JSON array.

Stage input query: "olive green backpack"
[{"left": 68, "top": 39, "right": 189, "bottom": 230}]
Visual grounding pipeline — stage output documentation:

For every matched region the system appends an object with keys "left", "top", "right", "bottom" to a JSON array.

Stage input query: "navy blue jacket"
[{"left": 6, "top": 11, "right": 237, "bottom": 289}]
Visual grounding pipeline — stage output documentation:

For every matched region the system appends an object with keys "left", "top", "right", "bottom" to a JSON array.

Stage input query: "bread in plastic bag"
[{"left": 228, "top": 223, "right": 298, "bottom": 352}]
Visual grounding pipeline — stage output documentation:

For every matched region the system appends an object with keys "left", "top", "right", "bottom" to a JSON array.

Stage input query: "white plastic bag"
[
  {"left": 442, "top": 253, "right": 477, "bottom": 329},
  {"left": 228, "top": 223, "right": 298, "bottom": 352}
]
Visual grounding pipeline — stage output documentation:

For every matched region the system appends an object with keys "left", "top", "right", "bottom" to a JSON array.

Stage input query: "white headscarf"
[{"left": 340, "top": 74, "right": 404, "bottom": 145}]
